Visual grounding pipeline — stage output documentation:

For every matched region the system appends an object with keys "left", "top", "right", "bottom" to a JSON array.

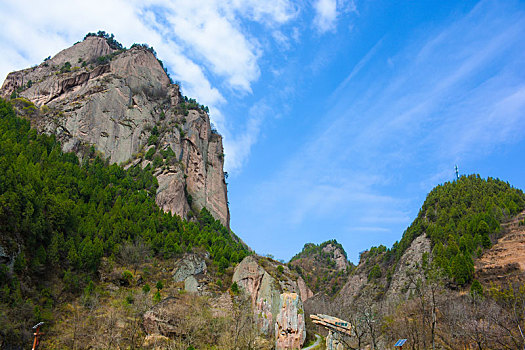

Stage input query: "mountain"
[
  {"left": 0, "top": 33, "right": 310, "bottom": 350},
  {"left": 289, "top": 240, "right": 351, "bottom": 297},
  {"left": 3, "top": 32, "right": 525, "bottom": 350},
  {"left": 302, "top": 175, "right": 525, "bottom": 349},
  {"left": 0, "top": 32, "right": 229, "bottom": 227}
]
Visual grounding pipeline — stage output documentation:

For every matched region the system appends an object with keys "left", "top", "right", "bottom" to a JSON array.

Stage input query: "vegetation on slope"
[
  {"left": 289, "top": 240, "right": 351, "bottom": 296},
  {"left": 370, "top": 175, "right": 525, "bottom": 286},
  {"left": 0, "top": 98, "right": 248, "bottom": 346}
]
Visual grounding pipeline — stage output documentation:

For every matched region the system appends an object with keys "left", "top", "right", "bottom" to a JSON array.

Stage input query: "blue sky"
[{"left": 1, "top": 0, "right": 524, "bottom": 263}]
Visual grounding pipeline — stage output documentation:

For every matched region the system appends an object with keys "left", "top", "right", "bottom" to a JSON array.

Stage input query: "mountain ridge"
[{"left": 0, "top": 32, "right": 230, "bottom": 227}]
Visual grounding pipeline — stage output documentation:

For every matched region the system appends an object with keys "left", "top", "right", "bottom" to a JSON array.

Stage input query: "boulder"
[
  {"left": 173, "top": 253, "right": 207, "bottom": 282},
  {"left": 275, "top": 293, "right": 306, "bottom": 350},
  {"left": 184, "top": 275, "right": 199, "bottom": 293}
]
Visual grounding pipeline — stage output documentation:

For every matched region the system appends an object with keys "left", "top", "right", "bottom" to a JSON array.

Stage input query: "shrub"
[
  {"left": 368, "top": 264, "right": 382, "bottom": 281},
  {"left": 156, "top": 281, "right": 163, "bottom": 290},
  {"left": 470, "top": 279, "right": 483, "bottom": 297},
  {"left": 60, "top": 62, "right": 71, "bottom": 73},
  {"left": 121, "top": 270, "right": 133, "bottom": 286},
  {"left": 231, "top": 281, "right": 239, "bottom": 295},
  {"left": 145, "top": 147, "right": 156, "bottom": 160}
]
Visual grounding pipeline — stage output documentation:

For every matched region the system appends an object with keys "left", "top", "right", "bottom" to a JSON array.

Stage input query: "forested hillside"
[
  {"left": 385, "top": 175, "right": 525, "bottom": 285},
  {"left": 355, "top": 175, "right": 525, "bottom": 288},
  {"left": 289, "top": 240, "right": 351, "bottom": 296},
  {"left": 317, "top": 176, "right": 525, "bottom": 349},
  {"left": 0, "top": 98, "right": 248, "bottom": 346}
]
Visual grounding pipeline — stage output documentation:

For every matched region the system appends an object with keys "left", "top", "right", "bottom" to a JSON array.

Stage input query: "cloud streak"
[{"left": 240, "top": 0, "right": 525, "bottom": 261}]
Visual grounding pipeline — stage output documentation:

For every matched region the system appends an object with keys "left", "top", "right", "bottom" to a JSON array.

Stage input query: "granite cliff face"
[
  {"left": 335, "top": 234, "right": 432, "bottom": 307},
  {"left": 0, "top": 36, "right": 229, "bottom": 226},
  {"left": 232, "top": 255, "right": 307, "bottom": 347},
  {"left": 275, "top": 293, "right": 306, "bottom": 350}
]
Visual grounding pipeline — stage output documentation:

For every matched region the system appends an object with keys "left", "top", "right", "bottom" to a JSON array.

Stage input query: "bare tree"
[
  {"left": 119, "top": 239, "right": 152, "bottom": 274},
  {"left": 120, "top": 291, "right": 152, "bottom": 349}
]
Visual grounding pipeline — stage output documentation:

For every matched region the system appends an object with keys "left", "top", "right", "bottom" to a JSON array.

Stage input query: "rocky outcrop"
[
  {"left": 275, "top": 293, "right": 306, "bottom": 350},
  {"left": 172, "top": 253, "right": 207, "bottom": 282},
  {"left": 334, "top": 234, "right": 431, "bottom": 308},
  {"left": 184, "top": 275, "right": 199, "bottom": 293},
  {"left": 326, "top": 330, "right": 345, "bottom": 350},
  {"left": 384, "top": 234, "right": 431, "bottom": 304},
  {"left": 297, "top": 276, "right": 314, "bottom": 302},
  {"left": 321, "top": 243, "right": 349, "bottom": 271},
  {"left": 289, "top": 240, "right": 350, "bottom": 296},
  {"left": 232, "top": 255, "right": 280, "bottom": 334},
  {"left": 0, "top": 36, "right": 229, "bottom": 226},
  {"left": 232, "top": 256, "right": 306, "bottom": 339},
  {"left": 143, "top": 297, "right": 182, "bottom": 337}
]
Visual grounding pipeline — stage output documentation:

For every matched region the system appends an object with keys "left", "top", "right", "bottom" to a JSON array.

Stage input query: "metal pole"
[{"left": 32, "top": 322, "right": 44, "bottom": 350}]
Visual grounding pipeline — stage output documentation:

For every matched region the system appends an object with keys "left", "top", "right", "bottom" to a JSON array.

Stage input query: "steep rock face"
[
  {"left": 335, "top": 273, "right": 367, "bottom": 307},
  {"left": 384, "top": 234, "right": 431, "bottom": 304},
  {"left": 232, "top": 256, "right": 279, "bottom": 334},
  {"left": 232, "top": 256, "right": 306, "bottom": 338},
  {"left": 274, "top": 293, "right": 306, "bottom": 350},
  {"left": 0, "top": 36, "right": 229, "bottom": 226},
  {"left": 336, "top": 234, "right": 431, "bottom": 307},
  {"left": 297, "top": 276, "right": 314, "bottom": 302}
]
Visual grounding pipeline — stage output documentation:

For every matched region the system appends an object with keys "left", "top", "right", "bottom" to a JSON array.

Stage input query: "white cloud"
[
  {"left": 312, "top": 0, "right": 355, "bottom": 33},
  {"left": 146, "top": 1, "right": 260, "bottom": 93},
  {"left": 0, "top": 0, "right": 301, "bottom": 175},
  {"left": 223, "top": 100, "right": 269, "bottom": 172},
  {"left": 313, "top": 0, "right": 337, "bottom": 33}
]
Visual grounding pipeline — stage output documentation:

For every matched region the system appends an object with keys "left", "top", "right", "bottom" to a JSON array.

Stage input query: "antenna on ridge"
[{"left": 455, "top": 164, "right": 459, "bottom": 181}]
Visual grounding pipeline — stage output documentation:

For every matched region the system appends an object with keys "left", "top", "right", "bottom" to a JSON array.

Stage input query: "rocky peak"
[
  {"left": 289, "top": 240, "right": 351, "bottom": 296},
  {"left": 0, "top": 34, "right": 229, "bottom": 226},
  {"left": 50, "top": 36, "right": 116, "bottom": 67},
  {"left": 321, "top": 243, "right": 350, "bottom": 272}
]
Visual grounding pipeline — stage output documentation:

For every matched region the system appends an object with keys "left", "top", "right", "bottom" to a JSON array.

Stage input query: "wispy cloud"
[
  {"left": 240, "top": 0, "right": 525, "bottom": 261},
  {"left": 223, "top": 100, "right": 270, "bottom": 172}
]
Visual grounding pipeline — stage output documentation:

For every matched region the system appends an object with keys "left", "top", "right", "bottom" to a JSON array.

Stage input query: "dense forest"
[{"left": 0, "top": 98, "right": 248, "bottom": 345}]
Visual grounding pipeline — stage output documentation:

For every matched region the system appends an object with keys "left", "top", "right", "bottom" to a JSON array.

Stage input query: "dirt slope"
[{"left": 476, "top": 210, "right": 525, "bottom": 284}]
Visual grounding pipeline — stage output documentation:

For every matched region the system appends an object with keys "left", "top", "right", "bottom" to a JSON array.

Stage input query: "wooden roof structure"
[{"left": 310, "top": 314, "right": 352, "bottom": 336}]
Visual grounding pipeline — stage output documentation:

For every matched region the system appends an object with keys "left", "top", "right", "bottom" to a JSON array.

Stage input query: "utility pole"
[{"left": 455, "top": 165, "right": 459, "bottom": 181}]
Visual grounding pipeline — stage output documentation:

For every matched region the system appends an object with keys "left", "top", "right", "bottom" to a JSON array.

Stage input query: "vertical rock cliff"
[
  {"left": 0, "top": 35, "right": 229, "bottom": 226},
  {"left": 232, "top": 255, "right": 307, "bottom": 348}
]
